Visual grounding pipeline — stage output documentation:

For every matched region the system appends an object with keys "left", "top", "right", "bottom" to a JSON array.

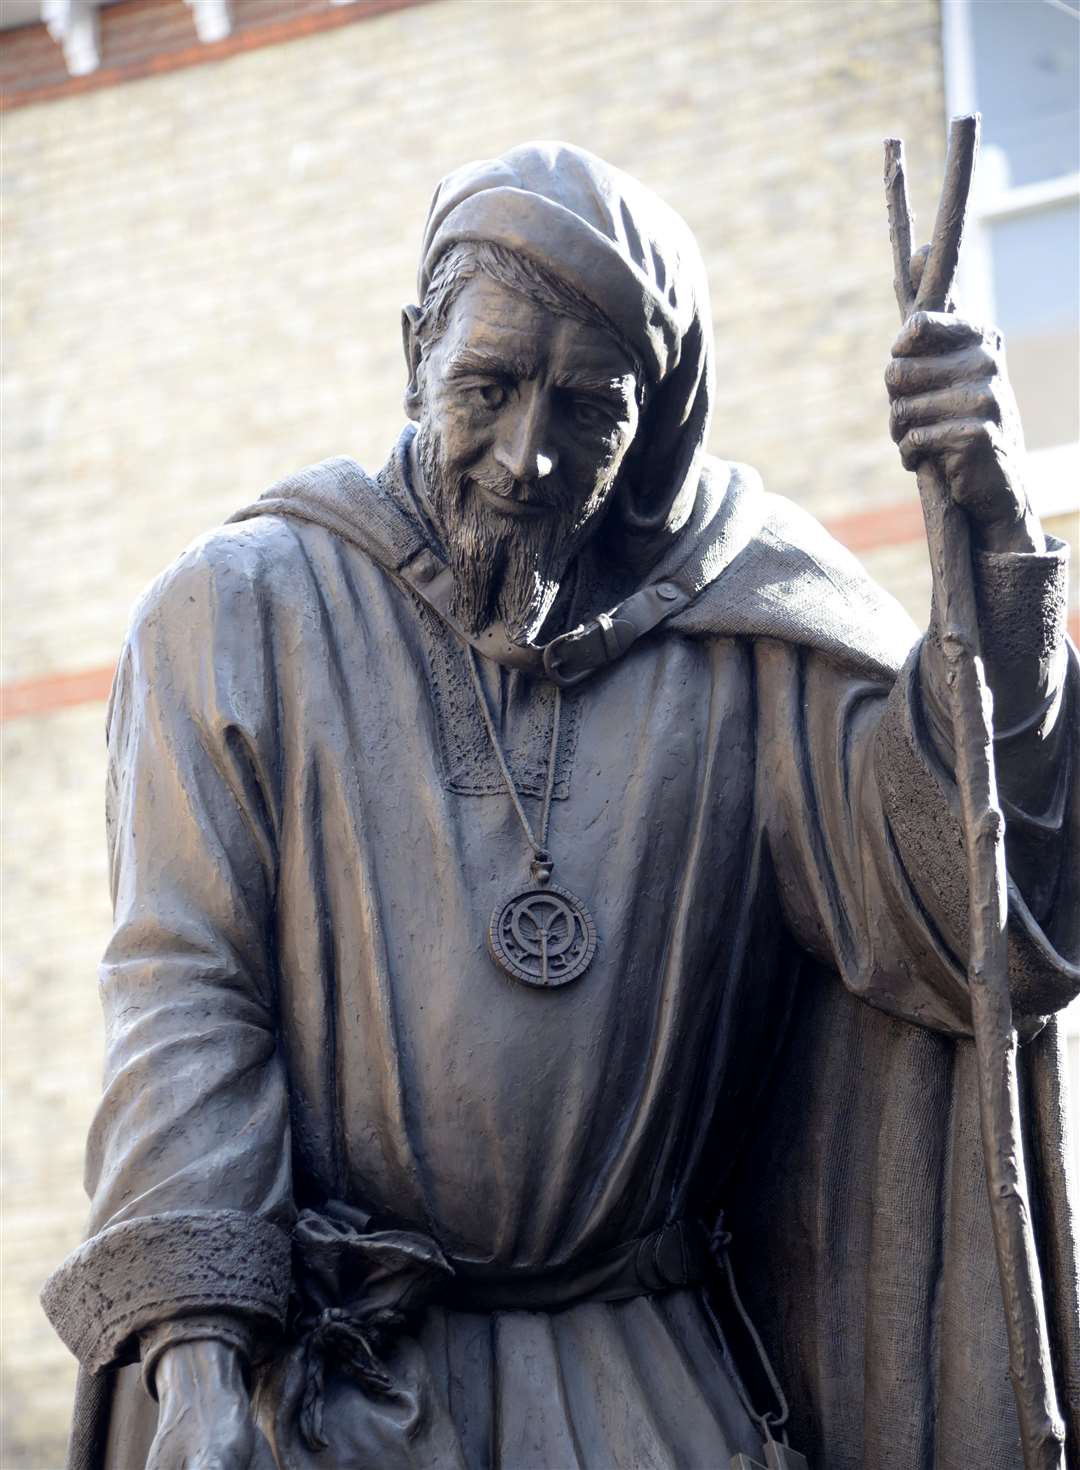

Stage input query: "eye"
[
  {"left": 472, "top": 382, "right": 508, "bottom": 411},
  {"left": 569, "top": 397, "right": 614, "bottom": 433}
]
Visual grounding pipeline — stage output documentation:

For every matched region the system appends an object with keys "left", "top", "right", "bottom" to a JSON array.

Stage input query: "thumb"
[{"left": 909, "top": 244, "right": 929, "bottom": 298}]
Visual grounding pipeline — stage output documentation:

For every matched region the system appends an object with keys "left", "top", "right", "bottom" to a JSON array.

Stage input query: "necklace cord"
[
  {"left": 539, "top": 681, "right": 562, "bottom": 851},
  {"left": 465, "top": 646, "right": 563, "bottom": 858}
]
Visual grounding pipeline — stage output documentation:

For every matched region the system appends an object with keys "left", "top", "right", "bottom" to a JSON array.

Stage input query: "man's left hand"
[{"left": 885, "top": 311, "right": 1044, "bottom": 554}]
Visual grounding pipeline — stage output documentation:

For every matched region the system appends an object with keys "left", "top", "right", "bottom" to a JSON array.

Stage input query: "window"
[{"left": 944, "top": 0, "right": 1079, "bottom": 514}]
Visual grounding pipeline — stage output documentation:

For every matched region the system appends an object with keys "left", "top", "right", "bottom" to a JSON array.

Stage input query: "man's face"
[{"left": 412, "top": 273, "right": 642, "bottom": 643}]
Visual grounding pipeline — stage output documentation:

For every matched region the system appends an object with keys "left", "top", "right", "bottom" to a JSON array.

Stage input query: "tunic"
[{"left": 44, "top": 447, "right": 1079, "bottom": 1470}]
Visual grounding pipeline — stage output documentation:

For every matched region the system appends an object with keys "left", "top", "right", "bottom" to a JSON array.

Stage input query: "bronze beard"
[{"left": 417, "top": 424, "right": 597, "bottom": 645}]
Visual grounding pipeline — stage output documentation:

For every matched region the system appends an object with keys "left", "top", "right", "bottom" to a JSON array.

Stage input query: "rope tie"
[
  {"left": 298, "top": 1305, "right": 403, "bottom": 1450},
  {"left": 706, "top": 1214, "right": 791, "bottom": 1445}
]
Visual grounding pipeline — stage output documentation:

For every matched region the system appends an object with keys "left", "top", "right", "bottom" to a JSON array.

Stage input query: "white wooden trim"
[
  {"left": 979, "top": 173, "right": 1080, "bottom": 222},
  {"left": 184, "top": 0, "right": 233, "bottom": 43},
  {"left": 941, "top": 0, "right": 977, "bottom": 119},
  {"left": 41, "top": 0, "right": 100, "bottom": 75}
]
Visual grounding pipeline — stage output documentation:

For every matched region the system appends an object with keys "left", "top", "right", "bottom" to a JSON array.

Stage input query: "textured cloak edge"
[{"left": 64, "top": 454, "right": 1079, "bottom": 1470}]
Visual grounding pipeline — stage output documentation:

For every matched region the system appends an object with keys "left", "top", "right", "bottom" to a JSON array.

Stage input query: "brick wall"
[{"left": 2, "top": 1, "right": 1075, "bottom": 1463}]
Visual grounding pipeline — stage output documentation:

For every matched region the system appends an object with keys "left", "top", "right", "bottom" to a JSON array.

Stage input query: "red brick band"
[
  {"left": 825, "top": 499, "right": 927, "bottom": 554},
  {"left": 2, "top": 665, "right": 117, "bottom": 722},
  {"left": 0, "top": 0, "right": 434, "bottom": 112}
]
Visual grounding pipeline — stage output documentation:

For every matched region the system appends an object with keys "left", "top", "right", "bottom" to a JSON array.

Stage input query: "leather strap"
[
  {"left": 398, "top": 542, "right": 695, "bottom": 688},
  {"left": 542, "top": 577, "right": 692, "bottom": 686}
]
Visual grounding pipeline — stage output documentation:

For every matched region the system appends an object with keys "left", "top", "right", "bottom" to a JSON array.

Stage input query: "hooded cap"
[{"left": 418, "top": 142, "right": 715, "bottom": 551}]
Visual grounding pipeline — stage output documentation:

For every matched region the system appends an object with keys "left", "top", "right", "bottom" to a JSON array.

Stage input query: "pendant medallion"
[{"left": 487, "top": 881, "right": 597, "bottom": 988}]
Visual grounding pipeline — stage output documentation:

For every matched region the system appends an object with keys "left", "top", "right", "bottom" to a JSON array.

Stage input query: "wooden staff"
[{"left": 884, "top": 116, "right": 1066, "bottom": 1468}]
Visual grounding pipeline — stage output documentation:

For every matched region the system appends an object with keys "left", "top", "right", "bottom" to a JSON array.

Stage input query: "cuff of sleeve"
[
  {"left": 973, "top": 535, "right": 1069, "bottom": 653},
  {"left": 40, "top": 1209, "right": 291, "bottom": 1374},
  {"left": 920, "top": 536, "right": 1070, "bottom": 753},
  {"left": 140, "top": 1313, "right": 258, "bottom": 1400},
  {"left": 877, "top": 645, "right": 1080, "bottom": 1024}
]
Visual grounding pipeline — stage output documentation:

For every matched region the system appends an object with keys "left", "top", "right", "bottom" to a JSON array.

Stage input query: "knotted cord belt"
[
  {"left": 439, "top": 1218, "right": 707, "bottom": 1312},
  {"left": 290, "top": 1206, "right": 792, "bottom": 1459},
  {"left": 290, "top": 1208, "right": 706, "bottom": 1449}
]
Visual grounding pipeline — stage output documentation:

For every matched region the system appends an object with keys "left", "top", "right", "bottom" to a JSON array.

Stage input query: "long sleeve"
[
  {"left": 755, "top": 541, "right": 1079, "bottom": 1036},
  {"left": 42, "top": 536, "right": 294, "bottom": 1374},
  {"left": 919, "top": 538, "right": 1075, "bottom": 927}
]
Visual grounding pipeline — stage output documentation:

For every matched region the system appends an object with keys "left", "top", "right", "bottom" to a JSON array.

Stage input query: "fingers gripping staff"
[
  {"left": 887, "top": 313, "right": 1026, "bottom": 534},
  {"left": 884, "top": 118, "right": 1066, "bottom": 1469}
]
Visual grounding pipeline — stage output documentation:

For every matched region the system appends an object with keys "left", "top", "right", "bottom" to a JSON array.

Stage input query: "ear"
[{"left": 401, "top": 304, "right": 424, "bottom": 421}]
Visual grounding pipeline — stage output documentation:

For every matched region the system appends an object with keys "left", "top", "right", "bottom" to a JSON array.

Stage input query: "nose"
[{"left": 493, "top": 387, "right": 558, "bottom": 485}]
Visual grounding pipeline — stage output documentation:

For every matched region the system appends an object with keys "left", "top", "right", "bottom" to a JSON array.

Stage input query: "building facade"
[{"left": 2, "top": 1, "right": 1076, "bottom": 1463}]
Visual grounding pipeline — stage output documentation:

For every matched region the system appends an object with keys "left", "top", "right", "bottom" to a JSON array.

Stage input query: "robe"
[{"left": 44, "top": 440, "right": 1079, "bottom": 1469}]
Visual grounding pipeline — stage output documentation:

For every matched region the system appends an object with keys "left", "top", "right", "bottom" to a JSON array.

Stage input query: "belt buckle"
[
  {"left": 543, "top": 623, "right": 604, "bottom": 688},
  {"left": 635, "top": 1222, "right": 689, "bottom": 1292}
]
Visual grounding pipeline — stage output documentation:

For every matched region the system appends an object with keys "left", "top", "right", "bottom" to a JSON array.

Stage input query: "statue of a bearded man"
[{"left": 44, "top": 143, "right": 1079, "bottom": 1470}]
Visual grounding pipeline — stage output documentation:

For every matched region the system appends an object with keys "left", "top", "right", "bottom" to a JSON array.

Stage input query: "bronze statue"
[{"left": 43, "top": 141, "right": 1078, "bottom": 1470}]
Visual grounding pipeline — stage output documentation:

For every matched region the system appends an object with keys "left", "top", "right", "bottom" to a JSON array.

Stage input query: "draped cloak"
[{"left": 43, "top": 142, "right": 1080, "bottom": 1469}]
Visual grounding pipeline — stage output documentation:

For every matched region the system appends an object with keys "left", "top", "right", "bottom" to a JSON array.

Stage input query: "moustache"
[
  {"left": 420, "top": 424, "right": 588, "bottom": 641},
  {"left": 465, "top": 467, "right": 580, "bottom": 518}
]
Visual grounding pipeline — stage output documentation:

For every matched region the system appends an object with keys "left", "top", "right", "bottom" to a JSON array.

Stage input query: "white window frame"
[{"left": 942, "top": 0, "right": 1080, "bottom": 521}]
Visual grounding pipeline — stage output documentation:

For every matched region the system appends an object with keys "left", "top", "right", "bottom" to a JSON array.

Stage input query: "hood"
[{"left": 418, "top": 141, "right": 714, "bottom": 564}]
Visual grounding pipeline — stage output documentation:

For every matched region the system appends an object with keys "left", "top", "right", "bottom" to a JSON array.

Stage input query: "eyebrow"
[
  {"left": 444, "top": 346, "right": 538, "bottom": 381},
  {"left": 552, "top": 368, "right": 633, "bottom": 402}
]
